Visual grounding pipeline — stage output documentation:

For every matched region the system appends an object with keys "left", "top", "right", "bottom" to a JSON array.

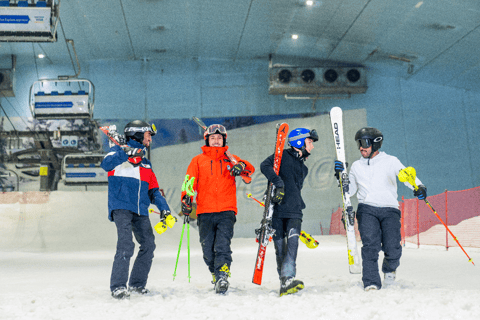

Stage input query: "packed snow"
[{"left": 1, "top": 228, "right": 479, "bottom": 320}]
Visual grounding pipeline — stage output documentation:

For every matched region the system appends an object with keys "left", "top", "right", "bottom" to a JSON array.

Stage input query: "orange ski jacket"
[{"left": 182, "top": 145, "right": 254, "bottom": 215}]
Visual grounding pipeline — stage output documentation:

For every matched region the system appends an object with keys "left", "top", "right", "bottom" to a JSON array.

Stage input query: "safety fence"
[{"left": 329, "top": 186, "right": 480, "bottom": 248}]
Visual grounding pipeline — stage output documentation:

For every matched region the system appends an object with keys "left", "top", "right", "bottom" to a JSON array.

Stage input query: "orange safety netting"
[{"left": 329, "top": 186, "right": 480, "bottom": 248}]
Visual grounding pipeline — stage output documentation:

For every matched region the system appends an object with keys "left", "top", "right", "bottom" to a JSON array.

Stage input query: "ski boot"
[
  {"left": 279, "top": 277, "right": 304, "bottom": 297},
  {"left": 384, "top": 271, "right": 396, "bottom": 285},
  {"left": 215, "top": 264, "right": 231, "bottom": 294},
  {"left": 111, "top": 287, "right": 130, "bottom": 300},
  {"left": 211, "top": 273, "right": 216, "bottom": 286},
  {"left": 364, "top": 285, "right": 379, "bottom": 291},
  {"left": 128, "top": 287, "right": 150, "bottom": 295}
]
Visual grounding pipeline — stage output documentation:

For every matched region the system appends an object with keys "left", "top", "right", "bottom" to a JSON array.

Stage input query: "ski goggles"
[
  {"left": 125, "top": 123, "right": 157, "bottom": 136},
  {"left": 206, "top": 124, "right": 227, "bottom": 135},
  {"left": 356, "top": 137, "right": 382, "bottom": 149}
]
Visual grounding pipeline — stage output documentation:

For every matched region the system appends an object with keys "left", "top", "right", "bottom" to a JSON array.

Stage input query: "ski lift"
[
  {"left": 0, "top": 0, "right": 60, "bottom": 42},
  {"left": 61, "top": 153, "right": 108, "bottom": 186},
  {"left": 29, "top": 79, "right": 95, "bottom": 120}
]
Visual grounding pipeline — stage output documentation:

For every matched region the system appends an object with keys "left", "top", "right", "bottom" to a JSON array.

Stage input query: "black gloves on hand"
[
  {"left": 230, "top": 162, "right": 246, "bottom": 176},
  {"left": 414, "top": 185, "right": 427, "bottom": 200},
  {"left": 272, "top": 187, "right": 285, "bottom": 204},
  {"left": 181, "top": 195, "right": 192, "bottom": 216},
  {"left": 123, "top": 147, "right": 143, "bottom": 157}
]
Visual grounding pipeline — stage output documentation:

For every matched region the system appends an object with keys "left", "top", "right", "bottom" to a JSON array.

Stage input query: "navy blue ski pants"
[
  {"left": 110, "top": 209, "right": 156, "bottom": 292},
  {"left": 272, "top": 217, "right": 301, "bottom": 280},
  {"left": 197, "top": 211, "right": 236, "bottom": 279},
  {"left": 356, "top": 204, "right": 402, "bottom": 289}
]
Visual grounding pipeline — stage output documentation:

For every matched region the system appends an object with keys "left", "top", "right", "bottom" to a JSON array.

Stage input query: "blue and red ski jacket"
[{"left": 101, "top": 140, "right": 170, "bottom": 221}]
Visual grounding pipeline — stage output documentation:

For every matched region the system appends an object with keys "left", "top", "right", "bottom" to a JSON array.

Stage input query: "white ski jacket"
[{"left": 348, "top": 151, "right": 422, "bottom": 209}]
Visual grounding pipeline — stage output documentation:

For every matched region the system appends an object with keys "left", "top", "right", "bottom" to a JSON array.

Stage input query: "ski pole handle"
[{"left": 398, "top": 167, "right": 419, "bottom": 190}]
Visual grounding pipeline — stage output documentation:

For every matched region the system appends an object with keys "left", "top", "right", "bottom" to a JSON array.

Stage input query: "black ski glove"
[
  {"left": 272, "top": 187, "right": 285, "bottom": 204},
  {"left": 181, "top": 195, "right": 192, "bottom": 216},
  {"left": 414, "top": 185, "right": 427, "bottom": 200},
  {"left": 230, "top": 162, "right": 246, "bottom": 176}
]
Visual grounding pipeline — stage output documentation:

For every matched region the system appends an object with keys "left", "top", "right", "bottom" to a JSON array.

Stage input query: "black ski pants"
[
  {"left": 197, "top": 211, "right": 236, "bottom": 279},
  {"left": 272, "top": 217, "right": 302, "bottom": 280},
  {"left": 110, "top": 209, "right": 156, "bottom": 292},
  {"left": 357, "top": 203, "right": 402, "bottom": 289}
]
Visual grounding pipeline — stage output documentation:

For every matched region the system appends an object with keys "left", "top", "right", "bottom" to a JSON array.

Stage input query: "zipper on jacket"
[
  {"left": 210, "top": 160, "right": 213, "bottom": 175},
  {"left": 136, "top": 166, "right": 141, "bottom": 215}
]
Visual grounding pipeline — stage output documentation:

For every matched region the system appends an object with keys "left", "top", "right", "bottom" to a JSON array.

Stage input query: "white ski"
[{"left": 329, "top": 106, "right": 361, "bottom": 274}]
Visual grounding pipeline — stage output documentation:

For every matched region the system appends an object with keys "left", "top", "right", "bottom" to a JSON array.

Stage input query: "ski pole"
[
  {"left": 399, "top": 167, "right": 475, "bottom": 266},
  {"left": 246, "top": 193, "right": 265, "bottom": 207},
  {"left": 186, "top": 215, "right": 191, "bottom": 283},
  {"left": 173, "top": 215, "right": 188, "bottom": 281}
]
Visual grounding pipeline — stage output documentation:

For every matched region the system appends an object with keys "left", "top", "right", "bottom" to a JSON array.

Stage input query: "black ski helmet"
[
  {"left": 354, "top": 127, "right": 383, "bottom": 152},
  {"left": 204, "top": 124, "right": 227, "bottom": 147},
  {"left": 124, "top": 120, "right": 157, "bottom": 143}
]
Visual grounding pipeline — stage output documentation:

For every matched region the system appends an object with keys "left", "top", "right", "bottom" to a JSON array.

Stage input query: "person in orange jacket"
[{"left": 181, "top": 124, "right": 254, "bottom": 294}]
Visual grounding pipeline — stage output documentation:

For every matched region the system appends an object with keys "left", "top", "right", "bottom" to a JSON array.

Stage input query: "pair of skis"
[
  {"left": 252, "top": 123, "right": 289, "bottom": 285},
  {"left": 329, "top": 107, "right": 361, "bottom": 274}
]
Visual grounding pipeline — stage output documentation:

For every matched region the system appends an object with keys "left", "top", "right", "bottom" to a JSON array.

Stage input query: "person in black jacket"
[{"left": 260, "top": 127, "right": 318, "bottom": 297}]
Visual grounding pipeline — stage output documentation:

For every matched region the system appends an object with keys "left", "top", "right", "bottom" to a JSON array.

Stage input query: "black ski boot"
[
  {"left": 279, "top": 277, "right": 304, "bottom": 297},
  {"left": 128, "top": 287, "right": 150, "bottom": 295},
  {"left": 111, "top": 287, "right": 130, "bottom": 300},
  {"left": 215, "top": 264, "right": 231, "bottom": 294},
  {"left": 215, "top": 274, "right": 229, "bottom": 294}
]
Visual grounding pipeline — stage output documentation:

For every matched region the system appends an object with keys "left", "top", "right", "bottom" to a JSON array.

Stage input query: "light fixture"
[
  {"left": 292, "top": 34, "right": 298, "bottom": 40},
  {"left": 306, "top": 0, "right": 314, "bottom": 6},
  {"left": 38, "top": 54, "right": 45, "bottom": 59}
]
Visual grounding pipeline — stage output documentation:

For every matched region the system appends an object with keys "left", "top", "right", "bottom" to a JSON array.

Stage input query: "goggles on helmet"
[
  {"left": 206, "top": 124, "right": 227, "bottom": 135},
  {"left": 125, "top": 123, "right": 157, "bottom": 136},
  {"left": 356, "top": 136, "right": 382, "bottom": 149},
  {"left": 289, "top": 129, "right": 318, "bottom": 143}
]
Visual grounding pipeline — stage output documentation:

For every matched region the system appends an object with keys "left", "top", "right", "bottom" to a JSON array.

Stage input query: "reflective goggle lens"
[
  {"left": 356, "top": 138, "right": 372, "bottom": 149},
  {"left": 151, "top": 123, "right": 157, "bottom": 134},
  {"left": 207, "top": 124, "right": 226, "bottom": 135}
]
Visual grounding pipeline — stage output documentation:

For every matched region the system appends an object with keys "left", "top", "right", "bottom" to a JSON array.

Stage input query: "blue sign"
[
  {"left": 0, "top": 15, "right": 30, "bottom": 24},
  {"left": 35, "top": 102, "right": 74, "bottom": 109}
]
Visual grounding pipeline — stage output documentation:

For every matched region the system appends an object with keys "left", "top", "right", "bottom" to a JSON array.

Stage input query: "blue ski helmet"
[{"left": 288, "top": 128, "right": 319, "bottom": 150}]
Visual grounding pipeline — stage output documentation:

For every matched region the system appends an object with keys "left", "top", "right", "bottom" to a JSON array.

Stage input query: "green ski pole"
[
  {"left": 173, "top": 215, "right": 187, "bottom": 281},
  {"left": 187, "top": 216, "right": 191, "bottom": 283}
]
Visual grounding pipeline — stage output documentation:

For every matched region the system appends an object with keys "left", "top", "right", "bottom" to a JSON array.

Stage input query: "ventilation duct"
[{"left": 268, "top": 66, "right": 367, "bottom": 95}]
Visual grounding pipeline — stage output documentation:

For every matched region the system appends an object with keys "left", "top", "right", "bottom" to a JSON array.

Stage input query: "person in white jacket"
[{"left": 334, "top": 127, "right": 427, "bottom": 291}]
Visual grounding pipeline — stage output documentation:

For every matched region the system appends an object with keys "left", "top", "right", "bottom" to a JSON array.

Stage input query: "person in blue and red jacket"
[
  {"left": 181, "top": 124, "right": 254, "bottom": 294},
  {"left": 101, "top": 120, "right": 171, "bottom": 300}
]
